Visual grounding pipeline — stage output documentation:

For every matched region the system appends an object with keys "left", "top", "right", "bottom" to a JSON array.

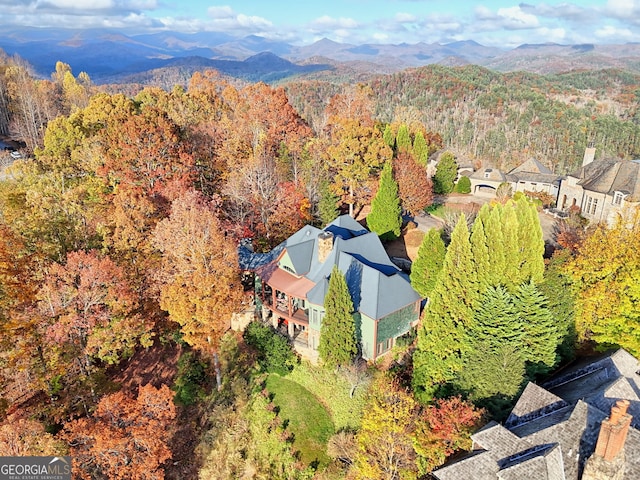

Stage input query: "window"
[
  {"left": 376, "top": 338, "right": 394, "bottom": 355},
  {"left": 282, "top": 265, "right": 295, "bottom": 274},
  {"left": 613, "top": 191, "right": 625, "bottom": 206},
  {"left": 585, "top": 196, "right": 599, "bottom": 215}
]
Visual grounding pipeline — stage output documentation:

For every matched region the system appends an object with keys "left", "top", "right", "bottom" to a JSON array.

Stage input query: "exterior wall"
[
  {"left": 557, "top": 176, "right": 584, "bottom": 211},
  {"left": 360, "top": 313, "right": 376, "bottom": 360},
  {"left": 581, "top": 190, "right": 609, "bottom": 224},
  {"left": 361, "top": 303, "right": 419, "bottom": 361},
  {"left": 278, "top": 252, "right": 297, "bottom": 274},
  {"left": 513, "top": 180, "right": 558, "bottom": 197},
  {"left": 307, "top": 305, "right": 324, "bottom": 350}
]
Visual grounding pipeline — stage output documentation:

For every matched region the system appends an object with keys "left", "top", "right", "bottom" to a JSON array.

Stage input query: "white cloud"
[
  {"left": 207, "top": 6, "right": 234, "bottom": 19},
  {"left": 395, "top": 12, "right": 417, "bottom": 23},
  {"left": 605, "top": 0, "right": 639, "bottom": 17},
  {"left": 496, "top": 6, "right": 540, "bottom": 29},
  {"left": 309, "top": 15, "right": 359, "bottom": 30},
  {"left": 595, "top": 24, "right": 636, "bottom": 40},
  {"left": 42, "top": 0, "right": 113, "bottom": 8}
]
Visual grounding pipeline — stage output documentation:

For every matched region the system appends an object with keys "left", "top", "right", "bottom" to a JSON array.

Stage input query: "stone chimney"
[
  {"left": 582, "top": 400, "right": 632, "bottom": 480},
  {"left": 317, "top": 231, "right": 334, "bottom": 263},
  {"left": 583, "top": 145, "right": 596, "bottom": 167}
]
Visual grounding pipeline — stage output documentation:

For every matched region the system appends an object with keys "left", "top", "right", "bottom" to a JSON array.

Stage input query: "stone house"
[
  {"left": 469, "top": 157, "right": 561, "bottom": 197},
  {"left": 239, "top": 215, "right": 421, "bottom": 362},
  {"left": 557, "top": 147, "right": 640, "bottom": 226},
  {"left": 433, "top": 349, "right": 640, "bottom": 479}
]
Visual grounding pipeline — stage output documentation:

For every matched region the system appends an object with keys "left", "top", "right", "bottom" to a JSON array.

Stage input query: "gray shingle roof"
[{"left": 570, "top": 159, "right": 640, "bottom": 201}]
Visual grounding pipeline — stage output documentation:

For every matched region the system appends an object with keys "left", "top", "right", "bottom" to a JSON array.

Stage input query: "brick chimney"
[
  {"left": 582, "top": 400, "right": 632, "bottom": 480},
  {"left": 317, "top": 231, "right": 334, "bottom": 263},
  {"left": 583, "top": 145, "right": 596, "bottom": 167},
  {"left": 594, "top": 400, "right": 631, "bottom": 461}
]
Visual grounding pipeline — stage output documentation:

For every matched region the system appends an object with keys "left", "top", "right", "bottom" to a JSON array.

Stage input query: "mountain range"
[{"left": 2, "top": 27, "right": 640, "bottom": 84}]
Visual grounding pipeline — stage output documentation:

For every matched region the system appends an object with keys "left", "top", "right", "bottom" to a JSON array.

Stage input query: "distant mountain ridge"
[{"left": 2, "top": 27, "right": 640, "bottom": 83}]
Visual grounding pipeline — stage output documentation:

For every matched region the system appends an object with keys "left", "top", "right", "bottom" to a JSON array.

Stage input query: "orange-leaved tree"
[
  {"left": 413, "top": 396, "right": 484, "bottom": 475},
  {"left": 153, "top": 190, "right": 244, "bottom": 388},
  {"left": 64, "top": 384, "right": 176, "bottom": 480},
  {"left": 38, "top": 250, "right": 151, "bottom": 374}
]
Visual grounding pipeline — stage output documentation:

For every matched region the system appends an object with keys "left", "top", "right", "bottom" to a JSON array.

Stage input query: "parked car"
[{"left": 10, "top": 151, "right": 22, "bottom": 159}]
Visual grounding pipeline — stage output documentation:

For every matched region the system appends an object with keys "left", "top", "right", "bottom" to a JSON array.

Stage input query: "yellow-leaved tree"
[
  {"left": 153, "top": 190, "right": 244, "bottom": 388},
  {"left": 568, "top": 207, "right": 640, "bottom": 355}
]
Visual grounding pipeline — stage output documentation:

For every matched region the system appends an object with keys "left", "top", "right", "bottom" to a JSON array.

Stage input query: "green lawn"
[
  {"left": 425, "top": 202, "right": 447, "bottom": 217},
  {"left": 265, "top": 374, "right": 335, "bottom": 468},
  {"left": 287, "top": 361, "right": 370, "bottom": 431}
]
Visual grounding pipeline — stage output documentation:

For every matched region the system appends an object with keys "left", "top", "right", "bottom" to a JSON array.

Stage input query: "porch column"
[
  {"left": 288, "top": 321, "right": 294, "bottom": 337},
  {"left": 288, "top": 295, "right": 293, "bottom": 316}
]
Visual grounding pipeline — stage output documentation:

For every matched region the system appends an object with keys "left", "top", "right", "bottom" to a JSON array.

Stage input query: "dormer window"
[{"left": 613, "top": 191, "right": 627, "bottom": 206}]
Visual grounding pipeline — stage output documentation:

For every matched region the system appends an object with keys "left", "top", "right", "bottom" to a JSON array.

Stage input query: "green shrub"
[
  {"left": 454, "top": 176, "right": 471, "bottom": 193},
  {"left": 244, "top": 321, "right": 297, "bottom": 376},
  {"left": 173, "top": 350, "right": 209, "bottom": 405}
]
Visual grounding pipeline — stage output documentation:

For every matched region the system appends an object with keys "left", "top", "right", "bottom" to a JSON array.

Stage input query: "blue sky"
[{"left": 2, "top": 1, "right": 640, "bottom": 47}]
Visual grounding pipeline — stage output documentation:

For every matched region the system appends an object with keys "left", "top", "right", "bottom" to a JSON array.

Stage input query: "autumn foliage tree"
[
  {"left": 64, "top": 384, "right": 176, "bottom": 480},
  {"left": 38, "top": 250, "right": 151, "bottom": 376},
  {"left": 153, "top": 190, "right": 244, "bottom": 388},
  {"left": 413, "top": 396, "right": 483, "bottom": 475},
  {"left": 394, "top": 151, "right": 434, "bottom": 215},
  {"left": 0, "top": 417, "right": 67, "bottom": 456},
  {"left": 568, "top": 209, "right": 640, "bottom": 355},
  {"left": 353, "top": 378, "right": 418, "bottom": 479}
]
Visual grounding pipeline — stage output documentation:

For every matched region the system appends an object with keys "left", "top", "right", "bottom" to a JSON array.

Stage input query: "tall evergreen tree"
[
  {"left": 395, "top": 124, "right": 411, "bottom": 153},
  {"left": 540, "top": 250, "right": 577, "bottom": 363},
  {"left": 367, "top": 161, "right": 402, "bottom": 241},
  {"left": 413, "top": 131, "right": 429, "bottom": 166},
  {"left": 514, "top": 197, "right": 545, "bottom": 284},
  {"left": 319, "top": 266, "right": 357, "bottom": 369},
  {"left": 515, "top": 281, "right": 559, "bottom": 376},
  {"left": 470, "top": 204, "right": 492, "bottom": 292},
  {"left": 410, "top": 228, "right": 445, "bottom": 298},
  {"left": 318, "top": 179, "right": 339, "bottom": 226},
  {"left": 382, "top": 124, "right": 395, "bottom": 149},
  {"left": 472, "top": 284, "right": 523, "bottom": 351},
  {"left": 432, "top": 152, "right": 457, "bottom": 194},
  {"left": 413, "top": 215, "right": 477, "bottom": 400}
]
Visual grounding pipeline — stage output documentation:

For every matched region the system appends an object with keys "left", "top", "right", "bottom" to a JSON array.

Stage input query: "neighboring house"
[
  {"left": 557, "top": 147, "right": 640, "bottom": 226},
  {"left": 469, "top": 157, "right": 561, "bottom": 198},
  {"left": 469, "top": 167, "right": 510, "bottom": 195},
  {"left": 509, "top": 157, "right": 561, "bottom": 197},
  {"left": 239, "top": 215, "right": 421, "bottom": 362},
  {"left": 433, "top": 349, "right": 640, "bottom": 480}
]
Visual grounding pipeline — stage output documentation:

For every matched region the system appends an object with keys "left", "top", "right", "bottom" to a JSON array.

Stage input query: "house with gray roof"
[
  {"left": 557, "top": 147, "right": 640, "bottom": 226},
  {"left": 241, "top": 215, "right": 421, "bottom": 361},
  {"left": 432, "top": 349, "right": 640, "bottom": 480},
  {"left": 469, "top": 157, "right": 561, "bottom": 198}
]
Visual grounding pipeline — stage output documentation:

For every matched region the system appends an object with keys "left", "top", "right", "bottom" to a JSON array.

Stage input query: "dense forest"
[
  {"left": 1, "top": 50, "right": 640, "bottom": 479},
  {"left": 285, "top": 65, "right": 640, "bottom": 173}
]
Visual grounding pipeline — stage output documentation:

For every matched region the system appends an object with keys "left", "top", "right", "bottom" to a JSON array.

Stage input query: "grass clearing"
[
  {"left": 287, "top": 361, "right": 370, "bottom": 431},
  {"left": 266, "top": 374, "right": 334, "bottom": 468},
  {"left": 425, "top": 203, "right": 447, "bottom": 217}
]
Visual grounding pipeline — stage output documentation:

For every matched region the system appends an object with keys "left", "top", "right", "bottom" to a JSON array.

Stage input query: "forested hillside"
[{"left": 285, "top": 65, "right": 640, "bottom": 173}]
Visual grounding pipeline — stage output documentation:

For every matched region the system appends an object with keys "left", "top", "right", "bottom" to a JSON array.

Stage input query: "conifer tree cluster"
[{"left": 412, "top": 197, "right": 555, "bottom": 408}]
